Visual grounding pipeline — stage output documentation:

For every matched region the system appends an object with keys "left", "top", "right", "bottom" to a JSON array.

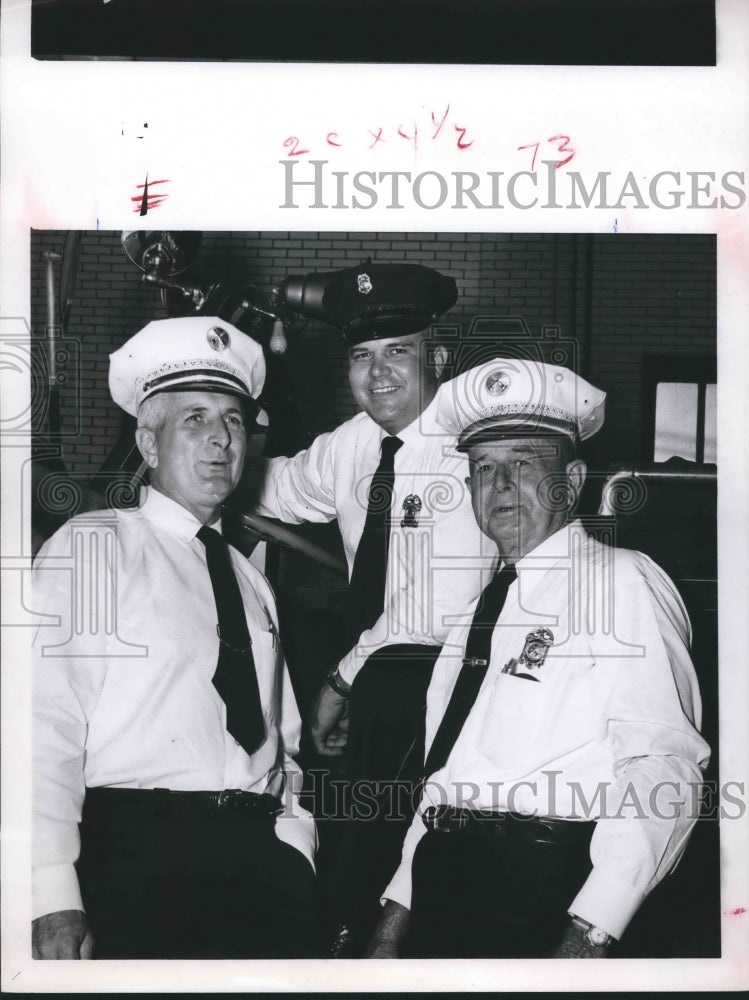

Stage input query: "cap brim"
[
  {"left": 145, "top": 380, "right": 254, "bottom": 402},
  {"left": 343, "top": 314, "right": 436, "bottom": 345},
  {"left": 143, "top": 382, "right": 267, "bottom": 429},
  {"left": 457, "top": 417, "right": 577, "bottom": 451}
]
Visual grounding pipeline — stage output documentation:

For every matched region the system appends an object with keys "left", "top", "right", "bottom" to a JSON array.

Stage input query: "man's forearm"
[{"left": 364, "top": 900, "right": 410, "bottom": 958}]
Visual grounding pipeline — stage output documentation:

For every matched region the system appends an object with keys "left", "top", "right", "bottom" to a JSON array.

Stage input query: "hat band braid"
[{"left": 141, "top": 368, "right": 250, "bottom": 396}]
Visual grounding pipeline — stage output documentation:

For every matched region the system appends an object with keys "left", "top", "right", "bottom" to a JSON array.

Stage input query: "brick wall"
[
  {"left": 30, "top": 230, "right": 716, "bottom": 477},
  {"left": 30, "top": 231, "right": 165, "bottom": 477}
]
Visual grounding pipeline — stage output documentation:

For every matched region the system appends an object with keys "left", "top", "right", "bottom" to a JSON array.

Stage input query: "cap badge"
[
  {"left": 485, "top": 370, "right": 511, "bottom": 395},
  {"left": 357, "top": 272, "right": 373, "bottom": 295},
  {"left": 401, "top": 494, "right": 422, "bottom": 528},
  {"left": 207, "top": 326, "right": 231, "bottom": 351}
]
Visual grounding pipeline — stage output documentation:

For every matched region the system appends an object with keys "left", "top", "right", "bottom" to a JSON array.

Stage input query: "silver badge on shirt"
[
  {"left": 502, "top": 628, "right": 554, "bottom": 681},
  {"left": 401, "top": 494, "right": 422, "bottom": 527}
]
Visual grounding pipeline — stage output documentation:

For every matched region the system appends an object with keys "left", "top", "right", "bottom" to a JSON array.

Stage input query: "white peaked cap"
[
  {"left": 436, "top": 357, "right": 606, "bottom": 449},
  {"left": 109, "top": 316, "right": 266, "bottom": 417}
]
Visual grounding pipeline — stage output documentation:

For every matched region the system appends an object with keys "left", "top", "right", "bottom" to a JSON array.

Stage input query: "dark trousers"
[
  {"left": 326, "top": 644, "right": 440, "bottom": 943},
  {"left": 77, "top": 788, "right": 323, "bottom": 959},
  {"left": 405, "top": 822, "right": 595, "bottom": 958}
]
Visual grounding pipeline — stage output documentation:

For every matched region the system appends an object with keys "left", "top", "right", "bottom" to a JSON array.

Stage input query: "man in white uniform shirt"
[
  {"left": 32, "top": 317, "right": 320, "bottom": 960},
  {"left": 253, "top": 264, "right": 487, "bottom": 952},
  {"left": 367, "top": 358, "right": 710, "bottom": 959}
]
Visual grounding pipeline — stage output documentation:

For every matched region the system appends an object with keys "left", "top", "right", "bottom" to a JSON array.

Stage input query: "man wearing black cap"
[
  {"left": 31, "top": 317, "right": 320, "bottom": 960},
  {"left": 366, "top": 358, "right": 709, "bottom": 959},
  {"left": 254, "top": 264, "right": 487, "bottom": 953}
]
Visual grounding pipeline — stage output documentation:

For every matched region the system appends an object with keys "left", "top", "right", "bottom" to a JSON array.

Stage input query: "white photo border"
[{"left": 1, "top": 0, "right": 747, "bottom": 991}]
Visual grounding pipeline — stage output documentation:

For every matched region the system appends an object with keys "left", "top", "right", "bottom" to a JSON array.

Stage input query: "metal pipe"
[
  {"left": 598, "top": 466, "right": 717, "bottom": 516},
  {"left": 44, "top": 251, "right": 62, "bottom": 434},
  {"left": 238, "top": 513, "right": 347, "bottom": 575},
  {"left": 44, "top": 251, "right": 61, "bottom": 383}
]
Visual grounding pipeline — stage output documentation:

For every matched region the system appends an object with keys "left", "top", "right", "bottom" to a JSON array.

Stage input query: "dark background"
[
  {"left": 31, "top": 0, "right": 716, "bottom": 65},
  {"left": 30, "top": 231, "right": 716, "bottom": 477}
]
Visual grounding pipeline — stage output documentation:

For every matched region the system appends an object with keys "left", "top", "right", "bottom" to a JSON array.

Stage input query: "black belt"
[
  {"left": 85, "top": 786, "right": 283, "bottom": 819},
  {"left": 422, "top": 805, "right": 594, "bottom": 847}
]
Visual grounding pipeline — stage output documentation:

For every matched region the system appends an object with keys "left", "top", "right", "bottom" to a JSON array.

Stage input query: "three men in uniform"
[{"left": 31, "top": 267, "right": 709, "bottom": 961}]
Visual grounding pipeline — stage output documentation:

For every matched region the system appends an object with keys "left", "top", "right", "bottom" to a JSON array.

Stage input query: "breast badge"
[
  {"left": 401, "top": 494, "right": 422, "bottom": 527},
  {"left": 502, "top": 628, "right": 554, "bottom": 681}
]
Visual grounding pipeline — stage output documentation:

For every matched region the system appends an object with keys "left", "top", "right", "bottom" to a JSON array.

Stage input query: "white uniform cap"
[
  {"left": 109, "top": 316, "right": 266, "bottom": 417},
  {"left": 436, "top": 357, "right": 606, "bottom": 449}
]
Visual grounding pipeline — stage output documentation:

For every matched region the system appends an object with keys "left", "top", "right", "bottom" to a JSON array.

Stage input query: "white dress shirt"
[
  {"left": 32, "top": 487, "right": 315, "bottom": 920},
  {"left": 383, "top": 520, "right": 710, "bottom": 940},
  {"left": 255, "top": 395, "right": 492, "bottom": 684}
]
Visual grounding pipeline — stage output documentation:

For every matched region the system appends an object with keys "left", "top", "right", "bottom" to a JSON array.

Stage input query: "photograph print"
[{"left": 27, "top": 228, "right": 720, "bottom": 964}]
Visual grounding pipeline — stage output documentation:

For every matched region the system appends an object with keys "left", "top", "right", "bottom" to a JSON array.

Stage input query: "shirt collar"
[
  {"left": 511, "top": 518, "right": 585, "bottom": 572},
  {"left": 138, "top": 485, "right": 223, "bottom": 542}
]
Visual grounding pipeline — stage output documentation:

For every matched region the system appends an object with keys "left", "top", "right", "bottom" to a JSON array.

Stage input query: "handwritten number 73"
[{"left": 517, "top": 135, "right": 576, "bottom": 171}]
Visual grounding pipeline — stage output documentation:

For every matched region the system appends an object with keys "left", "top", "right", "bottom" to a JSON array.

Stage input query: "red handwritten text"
[
  {"left": 518, "top": 135, "right": 576, "bottom": 171},
  {"left": 131, "top": 175, "right": 170, "bottom": 215},
  {"left": 283, "top": 105, "right": 475, "bottom": 157},
  {"left": 283, "top": 136, "right": 309, "bottom": 157}
]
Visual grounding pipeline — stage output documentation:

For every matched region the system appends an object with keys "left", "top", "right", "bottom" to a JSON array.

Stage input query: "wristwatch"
[
  {"left": 326, "top": 669, "right": 352, "bottom": 698},
  {"left": 570, "top": 915, "right": 612, "bottom": 948}
]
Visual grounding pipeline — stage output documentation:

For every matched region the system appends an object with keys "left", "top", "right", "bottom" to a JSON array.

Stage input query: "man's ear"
[
  {"left": 135, "top": 427, "right": 159, "bottom": 470},
  {"left": 566, "top": 459, "right": 587, "bottom": 506},
  {"left": 432, "top": 344, "right": 449, "bottom": 381}
]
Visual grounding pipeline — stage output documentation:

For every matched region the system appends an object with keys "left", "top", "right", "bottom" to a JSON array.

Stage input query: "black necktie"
[
  {"left": 341, "top": 435, "right": 404, "bottom": 654},
  {"left": 423, "top": 564, "right": 517, "bottom": 776},
  {"left": 197, "top": 525, "right": 265, "bottom": 756}
]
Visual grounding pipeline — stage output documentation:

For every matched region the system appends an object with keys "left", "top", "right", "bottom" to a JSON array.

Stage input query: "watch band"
[
  {"left": 570, "top": 915, "right": 612, "bottom": 948},
  {"left": 326, "top": 669, "right": 352, "bottom": 698}
]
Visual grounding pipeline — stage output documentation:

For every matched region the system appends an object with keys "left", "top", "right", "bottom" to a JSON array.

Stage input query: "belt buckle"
[
  {"left": 217, "top": 789, "right": 244, "bottom": 812},
  {"left": 427, "top": 805, "right": 469, "bottom": 832},
  {"left": 423, "top": 806, "right": 445, "bottom": 831}
]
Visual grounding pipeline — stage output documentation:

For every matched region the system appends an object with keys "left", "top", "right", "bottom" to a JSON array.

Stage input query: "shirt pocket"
[
  {"left": 246, "top": 616, "right": 282, "bottom": 713},
  {"left": 477, "top": 671, "right": 548, "bottom": 772},
  {"left": 539, "top": 653, "right": 601, "bottom": 751},
  {"left": 246, "top": 616, "right": 279, "bottom": 666},
  {"left": 478, "top": 655, "right": 600, "bottom": 771}
]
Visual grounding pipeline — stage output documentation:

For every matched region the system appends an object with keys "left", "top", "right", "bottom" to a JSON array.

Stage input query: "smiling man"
[
  {"left": 367, "top": 357, "right": 710, "bottom": 959},
  {"left": 346, "top": 329, "right": 438, "bottom": 435},
  {"left": 254, "top": 264, "right": 487, "bottom": 953},
  {"left": 31, "top": 317, "right": 320, "bottom": 960}
]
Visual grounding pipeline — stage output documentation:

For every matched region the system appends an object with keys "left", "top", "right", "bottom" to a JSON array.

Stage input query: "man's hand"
[
  {"left": 364, "top": 900, "right": 410, "bottom": 959},
  {"left": 553, "top": 919, "right": 610, "bottom": 958},
  {"left": 32, "top": 909, "right": 93, "bottom": 960},
  {"left": 308, "top": 682, "right": 350, "bottom": 756}
]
